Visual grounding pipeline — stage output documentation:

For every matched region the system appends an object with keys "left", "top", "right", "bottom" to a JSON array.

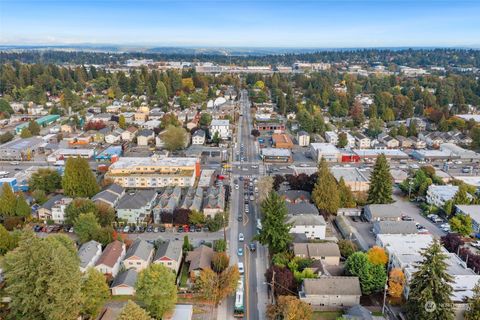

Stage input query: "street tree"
[
  {"left": 450, "top": 214, "right": 473, "bottom": 236},
  {"left": 266, "top": 295, "right": 313, "bottom": 320},
  {"left": 0, "top": 182, "right": 17, "bottom": 216},
  {"left": 162, "top": 125, "right": 187, "bottom": 151},
  {"left": 367, "top": 246, "right": 388, "bottom": 266},
  {"left": 211, "top": 252, "right": 230, "bottom": 273},
  {"left": 367, "top": 154, "right": 393, "bottom": 204},
  {"left": 3, "top": 233, "right": 82, "bottom": 320},
  {"left": 312, "top": 158, "right": 340, "bottom": 216},
  {"left": 62, "top": 157, "right": 99, "bottom": 198},
  {"left": 197, "top": 266, "right": 240, "bottom": 306},
  {"left": 345, "top": 252, "right": 386, "bottom": 295},
  {"left": 406, "top": 239, "right": 454, "bottom": 320},
  {"left": 136, "top": 264, "right": 177, "bottom": 319},
  {"left": 74, "top": 212, "right": 101, "bottom": 244},
  {"left": 80, "top": 268, "right": 110, "bottom": 319},
  {"left": 199, "top": 113, "right": 212, "bottom": 126},
  {"left": 94, "top": 202, "right": 116, "bottom": 227},
  {"left": 258, "top": 191, "right": 292, "bottom": 253},
  {"left": 257, "top": 176, "right": 274, "bottom": 202},
  {"left": 189, "top": 210, "right": 205, "bottom": 225},
  {"left": 118, "top": 301, "right": 153, "bottom": 320}
]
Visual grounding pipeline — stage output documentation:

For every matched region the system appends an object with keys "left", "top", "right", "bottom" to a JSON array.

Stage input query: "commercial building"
[
  {"left": 296, "top": 131, "right": 310, "bottom": 147},
  {"left": 15, "top": 114, "right": 60, "bottom": 134},
  {"left": 440, "top": 143, "right": 480, "bottom": 161},
  {"left": 373, "top": 221, "right": 418, "bottom": 235},
  {"left": 310, "top": 143, "right": 341, "bottom": 163},
  {"left": 426, "top": 184, "right": 459, "bottom": 207},
  {"left": 106, "top": 156, "right": 200, "bottom": 188},
  {"left": 330, "top": 167, "right": 370, "bottom": 192},
  {"left": 95, "top": 146, "right": 122, "bottom": 161},
  {"left": 210, "top": 119, "right": 231, "bottom": 139},
  {"left": 299, "top": 277, "right": 362, "bottom": 310},
  {"left": 352, "top": 149, "right": 409, "bottom": 160},
  {"left": 260, "top": 148, "right": 292, "bottom": 163},
  {"left": 254, "top": 120, "right": 286, "bottom": 133},
  {"left": 271, "top": 133, "right": 294, "bottom": 149},
  {"left": 0, "top": 137, "right": 44, "bottom": 161},
  {"left": 47, "top": 148, "right": 95, "bottom": 162}
]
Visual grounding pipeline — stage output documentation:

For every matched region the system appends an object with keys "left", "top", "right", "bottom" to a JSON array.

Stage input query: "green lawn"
[
  {"left": 312, "top": 311, "right": 343, "bottom": 320},
  {"left": 179, "top": 263, "right": 189, "bottom": 287}
]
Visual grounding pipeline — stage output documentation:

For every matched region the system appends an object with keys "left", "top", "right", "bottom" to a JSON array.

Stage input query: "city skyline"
[{"left": 1, "top": 0, "right": 479, "bottom": 48}]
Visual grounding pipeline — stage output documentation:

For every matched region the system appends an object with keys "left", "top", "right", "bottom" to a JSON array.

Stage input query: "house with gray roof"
[
  {"left": 286, "top": 202, "right": 319, "bottom": 216},
  {"left": 153, "top": 186, "right": 182, "bottom": 223},
  {"left": 115, "top": 189, "right": 158, "bottom": 224},
  {"left": 153, "top": 241, "right": 183, "bottom": 274},
  {"left": 78, "top": 240, "right": 102, "bottom": 273},
  {"left": 373, "top": 220, "right": 418, "bottom": 235},
  {"left": 122, "top": 238, "right": 154, "bottom": 272},
  {"left": 181, "top": 187, "right": 203, "bottom": 212},
  {"left": 278, "top": 190, "right": 311, "bottom": 204},
  {"left": 363, "top": 204, "right": 402, "bottom": 222},
  {"left": 186, "top": 245, "right": 214, "bottom": 277},
  {"left": 299, "top": 277, "right": 362, "bottom": 310},
  {"left": 203, "top": 186, "right": 225, "bottom": 218},
  {"left": 111, "top": 269, "right": 138, "bottom": 296},
  {"left": 287, "top": 212, "right": 326, "bottom": 240},
  {"left": 293, "top": 242, "right": 341, "bottom": 266},
  {"left": 137, "top": 129, "right": 155, "bottom": 146},
  {"left": 92, "top": 183, "right": 125, "bottom": 207}
]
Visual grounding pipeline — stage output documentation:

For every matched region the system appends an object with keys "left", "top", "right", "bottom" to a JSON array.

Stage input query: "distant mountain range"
[{"left": 1, "top": 44, "right": 479, "bottom": 56}]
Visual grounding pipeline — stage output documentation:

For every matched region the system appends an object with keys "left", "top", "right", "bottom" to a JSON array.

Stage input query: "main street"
[{"left": 221, "top": 89, "right": 269, "bottom": 320}]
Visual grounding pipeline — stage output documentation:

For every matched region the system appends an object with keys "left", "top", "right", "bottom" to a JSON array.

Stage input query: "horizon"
[{"left": 1, "top": 1, "right": 479, "bottom": 48}]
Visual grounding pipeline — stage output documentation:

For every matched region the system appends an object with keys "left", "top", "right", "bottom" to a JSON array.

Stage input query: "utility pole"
[{"left": 271, "top": 269, "right": 276, "bottom": 305}]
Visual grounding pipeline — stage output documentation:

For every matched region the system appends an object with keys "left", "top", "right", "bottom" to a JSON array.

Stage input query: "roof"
[
  {"left": 0, "top": 137, "right": 44, "bottom": 151},
  {"left": 40, "top": 194, "right": 64, "bottom": 211},
  {"left": 373, "top": 220, "right": 418, "bottom": 234},
  {"left": 366, "top": 204, "right": 402, "bottom": 218},
  {"left": 210, "top": 119, "right": 229, "bottom": 126},
  {"left": 137, "top": 129, "right": 154, "bottom": 137},
  {"left": 193, "top": 129, "right": 205, "bottom": 137},
  {"left": 330, "top": 167, "right": 369, "bottom": 183},
  {"left": 294, "top": 242, "right": 341, "bottom": 258},
  {"left": 261, "top": 148, "right": 291, "bottom": 157},
  {"left": 302, "top": 277, "right": 361, "bottom": 296},
  {"left": 109, "top": 156, "right": 198, "bottom": 170},
  {"left": 287, "top": 213, "right": 325, "bottom": 226},
  {"left": 95, "top": 240, "right": 124, "bottom": 268},
  {"left": 310, "top": 143, "right": 340, "bottom": 154},
  {"left": 186, "top": 245, "right": 214, "bottom": 272},
  {"left": 154, "top": 240, "right": 183, "bottom": 262},
  {"left": 456, "top": 205, "right": 480, "bottom": 222},
  {"left": 111, "top": 269, "right": 137, "bottom": 288},
  {"left": 116, "top": 189, "right": 157, "bottom": 210},
  {"left": 78, "top": 240, "right": 102, "bottom": 269},
  {"left": 124, "top": 238, "right": 154, "bottom": 261},
  {"left": 376, "top": 234, "right": 434, "bottom": 256},
  {"left": 278, "top": 190, "right": 311, "bottom": 202},
  {"left": 286, "top": 202, "right": 320, "bottom": 216}
]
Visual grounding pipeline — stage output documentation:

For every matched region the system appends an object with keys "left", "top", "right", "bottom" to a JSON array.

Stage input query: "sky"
[{"left": 0, "top": 0, "right": 479, "bottom": 48}]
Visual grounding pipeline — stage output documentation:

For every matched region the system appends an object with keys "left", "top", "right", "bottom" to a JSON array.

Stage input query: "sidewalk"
[{"left": 256, "top": 244, "right": 269, "bottom": 319}]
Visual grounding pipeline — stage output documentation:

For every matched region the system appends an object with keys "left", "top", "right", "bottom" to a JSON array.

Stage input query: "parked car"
[
  {"left": 238, "top": 262, "right": 244, "bottom": 274},
  {"left": 123, "top": 226, "right": 130, "bottom": 233},
  {"left": 159, "top": 226, "right": 166, "bottom": 232},
  {"left": 177, "top": 226, "right": 184, "bottom": 233},
  {"left": 249, "top": 242, "right": 257, "bottom": 252},
  {"left": 402, "top": 215, "right": 414, "bottom": 221},
  {"left": 237, "top": 248, "right": 244, "bottom": 256},
  {"left": 239, "top": 233, "right": 244, "bottom": 242}
]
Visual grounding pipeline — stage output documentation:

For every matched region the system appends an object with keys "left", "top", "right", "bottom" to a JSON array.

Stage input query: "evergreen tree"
[
  {"left": 118, "top": 115, "right": 126, "bottom": 129},
  {"left": 20, "top": 127, "right": 32, "bottom": 138},
  {"left": 62, "top": 157, "right": 99, "bottom": 197},
  {"left": 156, "top": 81, "right": 168, "bottom": 106},
  {"left": 0, "top": 182, "right": 17, "bottom": 216},
  {"left": 312, "top": 158, "right": 340, "bottom": 215},
  {"left": 0, "top": 224, "right": 14, "bottom": 254},
  {"left": 408, "top": 120, "right": 418, "bottom": 137},
  {"left": 28, "top": 120, "right": 41, "bottom": 136},
  {"left": 257, "top": 191, "right": 292, "bottom": 253},
  {"left": 80, "top": 268, "right": 110, "bottom": 319},
  {"left": 118, "top": 301, "right": 153, "bottom": 320},
  {"left": 3, "top": 233, "right": 82, "bottom": 320},
  {"left": 367, "top": 154, "right": 393, "bottom": 204},
  {"left": 465, "top": 281, "right": 480, "bottom": 320},
  {"left": 337, "top": 132, "right": 348, "bottom": 148},
  {"left": 338, "top": 177, "right": 356, "bottom": 208},
  {"left": 406, "top": 239, "right": 454, "bottom": 320}
]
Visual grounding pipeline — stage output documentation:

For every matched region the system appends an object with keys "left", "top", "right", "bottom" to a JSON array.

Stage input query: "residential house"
[
  {"left": 186, "top": 245, "right": 214, "bottom": 277},
  {"left": 192, "top": 129, "right": 206, "bottom": 145},
  {"left": 122, "top": 238, "right": 154, "bottom": 272},
  {"left": 396, "top": 136, "right": 413, "bottom": 148},
  {"left": 287, "top": 202, "right": 326, "bottom": 239},
  {"left": 380, "top": 135, "right": 400, "bottom": 149},
  {"left": 203, "top": 186, "right": 225, "bottom": 218},
  {"left": 426, "top": 184, "right": 459, "bottom": 207},
  {"left": 299, "top": 277, "right": 362, "bottom": 309},
  {"left": 92, "top": 183, "right": 125, "bottom": 207},
  {"left": 293, "top": 242, "right": 341, "bottom": 266},
  {"left": 78, "top": 240, "right": 102, "bottom": 273},
  {"left": 136, "top": 129, "right": 155, "bottom": 146},
  {"left": 37, "top": 195, "right": 72, "bottom": 224},
  {"left": 363, "top": 204, "right": 402, "bottom": 222},
  {"left": 455, "top": 205, "right": 480, "bottom": 234},
  {"left": 153, "top": 240, "right": 183, "bottom": 274},
  {"left": 111, "top": 269, "right": 137, "bottom": 296},
  {"left": 325, "top": 131, "right": 338, "bottom": 145},
  {"left": 353, "top": 132, "right": 371, "bottom": 149},
  {"left": 278, "top": 190, "right": 311, "bottom": 204},
  {"left": 181, "top": 187, "right": 203, "bottom": 212},
  {"left": 121, "top": 126, "right": 138, "bottom": 142},
  {"left": 95, "top": 240, "right": 126, "bottom": 277},
  {"left": 105, "top": 128, "right": 124, "bottom": 144},
  {"left": 210, "top": 119, "right": 230, "bottom": 139},
  {"left": 409, "top": 136, "right": 426, "bottom": 149},
  {"left": 116, "top": 189, "right": 158, "bottom": 224},
  {"left": 153, "top": 186, "right": 182, "bottom": 224}
]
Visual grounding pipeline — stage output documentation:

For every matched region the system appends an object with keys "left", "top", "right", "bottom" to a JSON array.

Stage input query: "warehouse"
[
  {"left": 0, "top": 137, "right": 45, "bottom": 160},
  {"left": 15, "top": 114, "right": 60, "bottom": 134}
]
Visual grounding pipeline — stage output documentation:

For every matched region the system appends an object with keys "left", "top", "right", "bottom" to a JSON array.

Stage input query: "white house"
[
  {"left": 210, "top": 119, "right": 230, "bottom": 139},
  {"left": 122, "top": 239, "right": 154, "bottom": 272},
  {"left": 426, "top": 184, "right": 459, "bottom": 207},
  {"left": 353, "top": 132, "right": 371, "bottom": 149},
  {"left": 95, "top": 240, "right": 126, "bottom": 277},
  {"left": 78, "top": 240, "right": 103, "bottom": 273},
  {"left": 111, "top": 269, "right": 137, "bottom": 296},
  {"left": 297, "top": 131, "right": 310, "bottom": 147},
  {"left": 192, "top": 129, "right": 206, "bottom": 145}
]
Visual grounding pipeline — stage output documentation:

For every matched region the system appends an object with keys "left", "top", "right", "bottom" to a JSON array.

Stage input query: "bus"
[{"left": 234, "top": 276, "right": 244, "bottom": 318}]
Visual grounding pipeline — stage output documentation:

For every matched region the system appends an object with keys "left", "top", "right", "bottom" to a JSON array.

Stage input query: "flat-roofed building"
[
  {"left": 260, "top": 148, "right": 292, "bottom": 163},
  {"left": 299, "top": 277, "right": 361, "bottom": 309},
  {"left": 272, "top": 133, "right": 294, "bottom": 149},
  {"left": 0, "top": 137, "right": 44, "bottom": 160},
  {"left": 106, "top": 155, "right": 200, "bottom": 188},
  {"left": 330, "top": 166, "right": 370, "bottom": 192},
  {"left": 310, "top": 143, "right": 340, "bottom": 163},
  {"left": 364, "top": 204, "right": 402, "bottom": 222}
]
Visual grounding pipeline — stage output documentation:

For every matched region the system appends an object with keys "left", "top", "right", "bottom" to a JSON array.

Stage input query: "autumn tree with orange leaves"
[
  {"left": 388, "top": 268, "right": 405, "bottom": 298},
  {"left": 367, "top": 246, "right": 388, "bottom": 266}
]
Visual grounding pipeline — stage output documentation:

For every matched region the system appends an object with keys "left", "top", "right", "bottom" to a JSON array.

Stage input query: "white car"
[
  {"left": 299, "top": 163, "right": 308, "bottom": 167},
  {"left": 10, "top": 161, "right": 19, "bottom": 165},
  {"left": 234, "top": 184, "right": 239, "bottom": 190},
  {"left": 245, "top": 206, "right": 249, "bottom": 213},
  {"left": 239, "top": 233, "right": 244, "bottom": 241},
  {"left": 238, "top": 262, "right": 244, "bottom": 274}
]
